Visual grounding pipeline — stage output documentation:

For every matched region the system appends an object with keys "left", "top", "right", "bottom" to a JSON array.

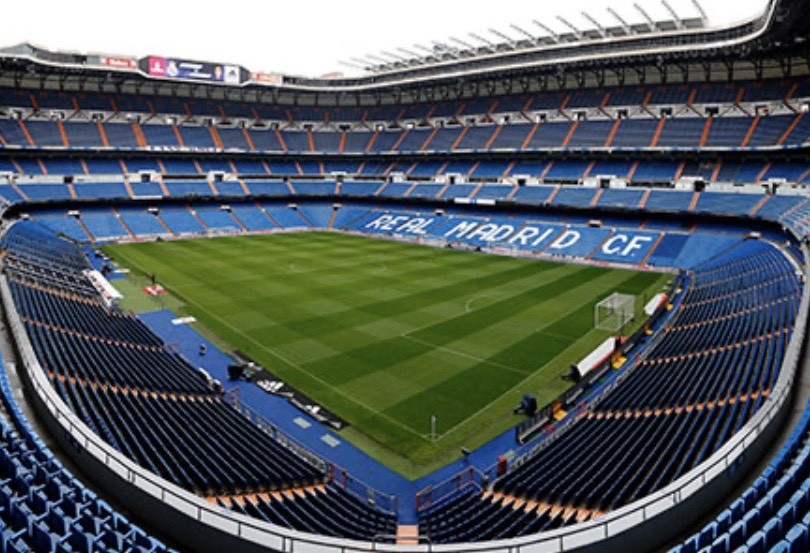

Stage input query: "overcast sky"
[{"left": 9, "top": 0, "right": 769, "bottom": 77}]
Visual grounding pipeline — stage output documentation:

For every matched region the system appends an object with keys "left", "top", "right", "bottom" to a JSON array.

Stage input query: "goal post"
[{"left": 595, "top": 293, "right": 636, "bottom": 332}]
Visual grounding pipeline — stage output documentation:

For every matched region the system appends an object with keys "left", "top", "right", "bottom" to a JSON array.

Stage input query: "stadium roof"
[
  {"left": 0, "top": 0, "right": 807, "bottom": 99},
  {"left": 0, "top": 0, "right": 767, "bottom": 77}
]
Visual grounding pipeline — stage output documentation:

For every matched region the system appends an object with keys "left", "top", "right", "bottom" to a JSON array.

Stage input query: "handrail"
[
  {"left": 223, "top": 389, "right": 329, "bottom": 472},
  {"left": 3, "top": 130, "right": 810, "bottom": 157},
  {"left": 223, "top": 392, "right": 399, "bottom": 515},
  {"left": 415, "top": 466, "right": 485, "bottom": 512}
]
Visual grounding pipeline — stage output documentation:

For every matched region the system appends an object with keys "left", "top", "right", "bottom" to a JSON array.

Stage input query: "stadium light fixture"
[
  {"left": 557, "top": 16, "right": 583, "bottom": 39},
  {"left": 581, "top": 12, "right": 608, "bottom": 38},
  {"left": 413, "top": 44, "right": 437, "bottom": 57},
  {"left": 431, "top": 42, "right": 460, "bottom": 58},
  {"left": 396, "top": 47, "right": 422, "bottom": 61},
  {"left": 469, "top": 33, "right": 498, "bottom": 53},
  {"left": 489, "top": 28, "right": 517, "bottom": 49},
  {"left": 532, "top": 20, "right": 560, "bottom": 43},
  {"left": 366, "top": 54, "right": 391, "bottom": 65},
  {"left": 690, "top": 0, "right": 708, "bottom": 22},
  {"left": 509, "top": 24, "right": 539, "bottom": 44},
  {"left": 661, "top": 0, "right": 685, "bottom": 29},
  {"left": 338, "top": 60, "right": 365, "bottom": 71},
  {"left": 449, "top": 37, "right": 476, "bottom": 51},
  {"left": 350, "top": 57, "right": 375, "bottom": 70},
  {"left": 633, "top": 3, "right": 657, "bottom": 32},
  {"left": 607, "top": 7, "right": 634, "bottom": 35},
  {"left": 380, "top": 51, "right": 408, "bottom": 63}
]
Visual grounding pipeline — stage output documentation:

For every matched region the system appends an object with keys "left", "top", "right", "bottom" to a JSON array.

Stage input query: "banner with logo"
[
  {"left": 144, "top": 56, "right": 243, "bottom": 84},
  {"left": 97, "top": 55, "right": 138, "bottom": 69},
  {"left": 251, "top": 72, "right": 284, "bottom": 86}
]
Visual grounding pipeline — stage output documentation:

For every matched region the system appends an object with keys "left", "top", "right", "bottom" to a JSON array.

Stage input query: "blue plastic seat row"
[
  {"left": 2, "top": 221, "right": 396, "bottom": 539},
  {"left": 420, "top": 240, "right": 800, "bottom": 544},
  {"left": 225, "top": 483, "right": 396, "bottom": 542},
  {"left": 0, "top": 355, "right": 172, "bottom": 552}
]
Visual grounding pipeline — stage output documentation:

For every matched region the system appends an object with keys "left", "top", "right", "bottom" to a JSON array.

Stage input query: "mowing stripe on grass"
[
  {"left": 104, "top": 231, "right": 670, "bottom": 478},
  {"left": 399, "top": 334, "right": 527, "bottom": 376},
  {"left": 175, "top": 290, "right": 432, "bottom": 441},
  {"left": 381, "top": 269, "right": 650, "bottom": 435}
]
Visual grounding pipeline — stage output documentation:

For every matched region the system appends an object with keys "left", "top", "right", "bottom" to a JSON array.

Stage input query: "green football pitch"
[{"left": 104, "top": 231, "right": 670, "bottom": 479}]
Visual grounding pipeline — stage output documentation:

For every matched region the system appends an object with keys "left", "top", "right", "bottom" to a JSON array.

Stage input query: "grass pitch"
[{"left": 104, "top": 232, "right": 669, "bottom": 479}]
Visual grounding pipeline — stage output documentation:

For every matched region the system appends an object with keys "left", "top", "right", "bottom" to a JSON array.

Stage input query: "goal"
[{"left": 595, "top": 293, "right": 635, "bottom": 332}]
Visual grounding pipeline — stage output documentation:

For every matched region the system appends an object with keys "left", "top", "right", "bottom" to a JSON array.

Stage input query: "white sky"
[{"left": 10, "top": 0, "right": 769, "bottom": 77}]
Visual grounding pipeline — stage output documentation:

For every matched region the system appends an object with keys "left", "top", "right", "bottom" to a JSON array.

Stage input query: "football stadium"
[{"left": 0, "top": 0, "right": 809, "bottom": 551}]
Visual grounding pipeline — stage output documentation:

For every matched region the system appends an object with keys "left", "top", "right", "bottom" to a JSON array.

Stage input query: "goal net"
[{"left": 595, "top": 293, "right": 635, "bottom": 332}]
